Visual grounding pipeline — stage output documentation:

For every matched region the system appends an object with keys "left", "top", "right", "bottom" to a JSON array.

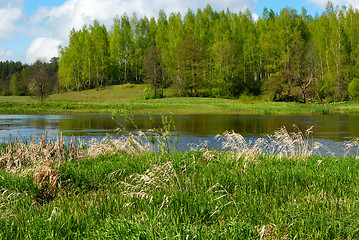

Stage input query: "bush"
[
  {"left": 143, "top": 86, "right": 154, "bottom": 99},
  {"left": 348, "top": 78, "right": 359, "bottom": 100}
]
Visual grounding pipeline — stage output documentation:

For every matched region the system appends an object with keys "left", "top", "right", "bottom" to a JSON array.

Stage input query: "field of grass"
[
  {"left": 1, "top": 151, "right": 359, "bottom": 239},
  {"left": 0, "top": 84, "right": 358, "bottom": 115},
  {"left": 0, "top": 129, "right": 358, "bottom": 239}
]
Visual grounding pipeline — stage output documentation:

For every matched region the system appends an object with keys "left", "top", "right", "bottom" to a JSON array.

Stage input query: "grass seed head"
[
  {"left": 218, "top": 125, "right": 322, "bottom": 164},
  {"left": 120, "top": 161, "right": 181, "bottom": 204}
]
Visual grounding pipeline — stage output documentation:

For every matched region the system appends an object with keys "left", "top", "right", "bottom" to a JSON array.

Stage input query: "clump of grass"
[
  {"left": 0, "top": 133, "right": 85, "bottom": 171},
  {"left": 189, "top": 140, "right": 218, "bottom": 163},
  {"left": 120, "top": 161, "right": 182, "bottom": 203},
  {"left": 216, "top": 131, "right": 265, "bottom": 165},
  {"left": 33, "top": 164, "right": 59, "bottom": 203},
  {"left": 217, "top": 125, "right": 323, "bottom": 165},
  {"left": 112, "top": 113, "right": 178, "bottom": 155},
  {"left": 207, "top": 183, "right": 240, "bottom": 219},
  {"left": 87, "top": 129, "right": 176, "bottom": 158},
  {"left": 257, "top": 224, "right": 282, "bottom": 240},
  {"left": 268, "top": 125, "right": 322, "bottom": 158},
  {"left": 0, "top": 133, "right": 86, "bottom": 204},
  {"left": 87, "top": 135, "right": 141, "bottom": 157}
]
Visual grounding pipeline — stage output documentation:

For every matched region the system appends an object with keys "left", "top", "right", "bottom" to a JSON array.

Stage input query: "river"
[{"left": 0, "top": 114, "right": 358, "bottom": 155}]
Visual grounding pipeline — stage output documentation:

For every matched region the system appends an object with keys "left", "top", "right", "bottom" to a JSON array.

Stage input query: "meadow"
[
  {"left": 0, "top": 127, "right": 358, "bottom": 239},
  {"left": 0, "top": 84, "right": 358, "bottom": 115}
]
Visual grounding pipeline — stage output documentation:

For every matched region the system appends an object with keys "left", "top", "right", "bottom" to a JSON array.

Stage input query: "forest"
[
  {"left": 0, "top": 59, "right": 58, "bottom": 99},
  {"left": 3, "top": 2, "right": 359, "bottom": 102}
]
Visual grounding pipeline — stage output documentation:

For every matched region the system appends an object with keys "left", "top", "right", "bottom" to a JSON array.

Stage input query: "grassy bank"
[
  {"left": 0, "top": 84, "right": 358, "bottom": 115},
  {"left": 0, "top": 130, "right": 358, "bottom": 239},
  {"left": 1, "top": 151, "right": 359, "bottom": 239}
]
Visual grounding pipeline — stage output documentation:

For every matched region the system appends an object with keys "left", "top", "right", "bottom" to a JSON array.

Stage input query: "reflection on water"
[{"left": 0, "top": 114, "right": 358, "bottom": 154}]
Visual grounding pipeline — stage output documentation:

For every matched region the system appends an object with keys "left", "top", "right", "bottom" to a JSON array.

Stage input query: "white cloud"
[
  {"left": 307, "top": 0, "right": 338, "bottom": 8},
  {"left": 0, "top": 48, "right": 15, "bottom": 61},
  {"left": 35, "top": 0, "right": 154, "bottom": 40},
  {"left": 252, "top": 13, "right": 259, "bottom": 21},
  {"left": 33, "top": 0, "right": 256, "bottom": 41},
  {"left": 22, "top": 0, "right": 257, "bottom": 63},
  {"left": 26, "top": 37, "right": 62, "bottom": 63},
  {"left": 307, "top": 0, "right": 359, "bottom": 9},
  {"left": 346, "top": 0, "right": 359, "bottom": 8},
  {"left": 0, "top": 0, "right": 23, "bottom": 41}
]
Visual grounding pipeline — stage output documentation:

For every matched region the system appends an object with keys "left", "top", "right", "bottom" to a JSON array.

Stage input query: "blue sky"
[
  {"left": 255, "top": 0, "right": 325, "bottom": 16},
  {"left": 0, "top": 0, "right": 354, "bottom": 63}
]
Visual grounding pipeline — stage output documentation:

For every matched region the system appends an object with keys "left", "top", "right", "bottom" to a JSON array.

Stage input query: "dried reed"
[
  {"left": 0, "top": 133, "right": 85, "bottom": 171},
  {"left": 87, "top": 132, "right": 154, "bottom": 157},
  {"left": 33, "top": 164, "right": 58, "bottom": 199},
  {"left": 217, "top": 125, "right": 323, "bottom": 163}
]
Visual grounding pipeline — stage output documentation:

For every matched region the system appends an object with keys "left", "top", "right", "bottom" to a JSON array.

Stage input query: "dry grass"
[
  {"left": 216, "top": 125, "right": 323, "bottom": 165},
  {"left": 0, "top": 133, "right": 85, "bottom": 203},
  {"left": 344, "top": 137, "right": 359, "bottom": 157},
  {"left": 256, "top": 224, "right": 286, "bottom": 240},
  {"left": 87, "top": 131, "right": 158, "bottom": 157},
  {"left": 0, "top": 125, "right": 333, "bottom": 174},
  {"left": 0, "top": 123, "right": 176, "bottom": 172},
  {"left": 216, "top": 131, "right": 265, "bottom": 165},
  {"left": 0, "top": 125, "right": 327, "bottom": 203},
  {"left": 270, "top": 125, "right": 322, "bottom": 158},
  {"left": 33, "top": 164, "right": 59, "bottom": 203},
  {"left": 189, "top": 140, "right": 217, "bottom": 162},
  {"left": 0, "top": 133, "right": 85, "bottom": 171}
]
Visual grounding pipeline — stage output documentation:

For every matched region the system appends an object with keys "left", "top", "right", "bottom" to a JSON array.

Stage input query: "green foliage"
[
  {"left": 10, "top": 74, "right": 18, "bottom": 96},
  {"left": 143, "top": 46, "right": 167, "bottom": 98},
  {"left": 173, "top": 35, "right": 206, "bottom": 96},
  {"left": 0, "top": 61, "right": 26, "bottom": 95},
  {"left": 143, "top": 85, "right": 154, "bottom": 99},
  {"left": 348, "top": 78, "right": 359, "bottom": 99},
  {"left": 56, "top": 5, "right": 356, "bottom": 101},
  {"left": 211, "top": 40, "right": 244, "bottom": 97},
  {"left": 28, "top": 59, "right": 57, "bottom": 101},
  {"left": 4, "top": 4, "right": 359, "bottom": 101}
]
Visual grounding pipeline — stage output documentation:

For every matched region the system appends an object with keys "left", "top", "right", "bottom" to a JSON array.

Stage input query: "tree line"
[
  {"left": 3, "top": 2, "right": 359, "bottom": 102},
  {"left": 0, "top": 59, "right": 58, "bottom": 99},
  {"left": 59, "top": 2, "right": 359, "bottom": 102}
]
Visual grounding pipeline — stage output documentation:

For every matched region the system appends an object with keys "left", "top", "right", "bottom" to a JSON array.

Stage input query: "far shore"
[{"left": 1, "top": 85, "right": 358, "bottom": 115}]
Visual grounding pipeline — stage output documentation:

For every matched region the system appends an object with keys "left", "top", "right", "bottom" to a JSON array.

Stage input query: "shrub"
[{"left": 348, "top": 78, "right": 359, "bottom": 100}]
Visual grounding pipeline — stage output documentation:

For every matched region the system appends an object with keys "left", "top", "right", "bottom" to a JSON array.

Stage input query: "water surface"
[{"left": 0, "top": 114, "right": 358, "bottom": 154}]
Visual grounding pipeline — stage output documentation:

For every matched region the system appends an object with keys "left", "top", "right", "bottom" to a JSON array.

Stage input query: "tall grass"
[
  {"left": 0, "top": 125, "right": 358, "bottom": 239},
  {"left": 217, "top": 125, "right": 325, "bottom": 162}
]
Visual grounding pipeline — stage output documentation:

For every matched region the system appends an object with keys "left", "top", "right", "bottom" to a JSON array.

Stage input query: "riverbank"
[
  {"left": 1, "top": 85, "right": 359, "bottom": 115},
  {"left": 0, "top": 111, "right": 357, "bottom": 238},
  {"left": 0, "top": 141, "right": 358, "bottom": 239}
]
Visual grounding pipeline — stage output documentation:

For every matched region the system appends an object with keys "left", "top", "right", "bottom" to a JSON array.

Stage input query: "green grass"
[
  {"left": 1, "top": 151, "right": 359, "bottom": 239},
  {"left": 0, "top": 83, "right": 346, "bottom": 115},
  {"left": 0, "top": 83, "right": 358, "bottom": 115},
  {"left": 51, "top": 84, "right": 148, "bottom": 101}
]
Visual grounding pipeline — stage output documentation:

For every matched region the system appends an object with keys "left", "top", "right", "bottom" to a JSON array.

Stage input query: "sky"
[{"left": 0, "top": 0, "right": 358, "bottom": 63}]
